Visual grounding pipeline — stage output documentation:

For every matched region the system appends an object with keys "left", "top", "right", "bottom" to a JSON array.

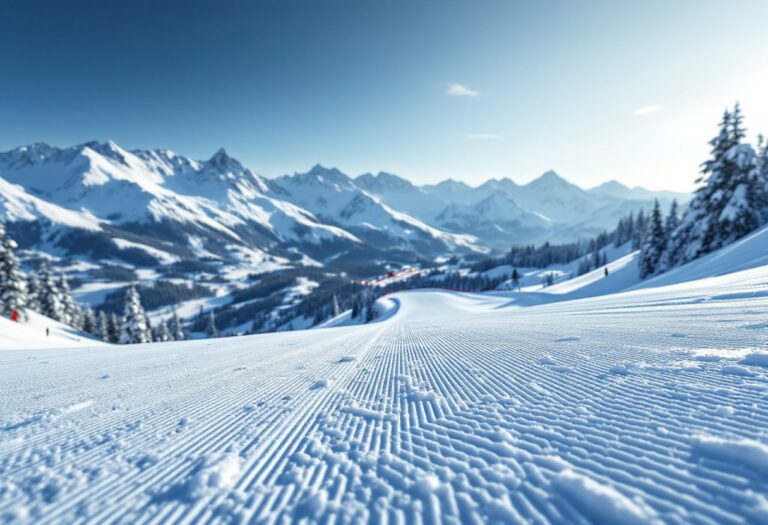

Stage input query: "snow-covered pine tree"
[
  {"left": 156, "top": 319, "right": 172, "bottom": 342},
  {"left": 98, "top": 310, "right": 111, "bottom": 342},
  {"left": 363, "top": 289, "right": 376, "bottom": 322},
  {"left": 758, "top": 134, "right": 768, "bottom": 192},
  {"left": 665, "top": 200, "right": 680, "bottom": 236},
  {"left": 171, "top": 310, "right": 185, "bottom": 340},
  {"left": 26, "top": 273, "right": 41, "bottom": 313},
  {"left": 58, "top": 273, "right": 82, "bottom": 328},
  {"left": 592, "top": 250, "right": 602, "bottom": 269},
  {"left": 639, "top": 200, "right": 667, "bottom": 278},
  {"left": 108, "top": 313, "right": 121, "bottom": 343},
  {"left": 577, "top": 257, "right": 591, "bottom": 276},
  {"left": 119, "top": 286, "right": 152, "bottom": 344},
  {"left": 81, "top": 307, "right": 97, "bottom": 335},
  {"left": 665, "top": 104, "right": 767, "bottom": 268},
  {"left": 332, "top": 293, "right": 340, "bottom": 318},
  {"left": 206, "top": 310, "right": 218, "bottom": 337},
  {"left": 40, "top": 262, "right": 65, "bottom": 322},
  {"left": 631, "top": 210, "right": 647, "bottom": 250},
  {"left": 716, "top": 143, "right": 765, "bottom": 241},
  {"left": 0, "top": 223, "right": 28, "bottom": 320}
]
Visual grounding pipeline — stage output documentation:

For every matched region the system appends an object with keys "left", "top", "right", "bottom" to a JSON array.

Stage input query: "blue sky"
[{"left": 1, "top": 0, "right": 767, "bottom": 191}]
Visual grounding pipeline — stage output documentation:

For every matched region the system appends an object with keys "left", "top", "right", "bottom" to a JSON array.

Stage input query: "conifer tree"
[
  {"left": 98, "top": 310, "right": 111, "bottom": 342},
  {"left": 665, "top": 200, "right": 680, "bottom": 236},
  {"left": 119, "top": 286, "right": 152, "bottom": 344},
  {"left": 0, "top": 223, "right": 28, "bottom": 320},
  {"left": 758, "top": 134, "right": 768, "bottom": 190},
  {"left": 631, "top": 210, "right": 647, "bottom": 250},
  {"left": 58, "top": 273, "right": 81, "bottom": 328},
  {"left": 639, "top": 200, "right": 667, "bottom": 278},
  {"left": 171, "top": 310, "right": 185, "bottom": 340},
  {"left": 332, "top": 293, "right": 340, "bottom": 318},
  {"left": 665, "top": 104, "right": 767, "bottom": 268},
  {"left": 206, "top": 310, "right": 218, "bottom": 337},
  {"left": 81, "top": 307, "right": 97, "bottom": 335},
  {"left": 108, "top": 313, "right": 121, "bottom": 343},
  {"left": 156, "top": 319, "right": 172, "bottom": 342},
  {"left": 26, "top": 273, "right": 41, "bottom": 313},
  {"left": 363, "top": 289, "right": 376, "bottom": 322},
  {"left": 40, "top": 262, "right": 65, "bottom": 322}
]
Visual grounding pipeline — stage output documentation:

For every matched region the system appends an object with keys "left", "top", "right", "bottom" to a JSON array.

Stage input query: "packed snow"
[
  {"left": 2, "top": 251, "right": 768, "bottom": 523},
  {"left": 0, "top": 310, "right": 104, "bottom": 350}
]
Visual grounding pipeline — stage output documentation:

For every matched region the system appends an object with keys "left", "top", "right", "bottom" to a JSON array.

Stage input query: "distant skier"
[
  {"left": 10, "top": 310, "right": 19, "bottom": 322},
  {"left": 604, "top": 267, "right": 609, "bottom": 278},
  {"left": 46, "top": 327, "right": 50, "bottom": 337}
]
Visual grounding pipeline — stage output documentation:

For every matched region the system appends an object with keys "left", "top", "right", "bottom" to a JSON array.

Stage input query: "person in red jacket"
[{"left": 11, "top": 310, "right": 19, "bottom": 322}]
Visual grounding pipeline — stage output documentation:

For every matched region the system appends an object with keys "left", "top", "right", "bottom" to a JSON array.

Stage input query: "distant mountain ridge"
[
  {"left": 353, "top": 168, "right": 688, "bottom": 248},
  {"left": 0, "top": 140, "right": 688, "bottom": 277}
]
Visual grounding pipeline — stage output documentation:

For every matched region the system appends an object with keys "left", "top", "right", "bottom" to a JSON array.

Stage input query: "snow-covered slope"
[
  {"left": 637, "top": 223, "right": 768, "bottom": 289},
  {"left": 0, "top": 310, "right": 106, "bottom": 350},
  {"left": 2, "top": 262, "right": 768, "bottom": 523}
]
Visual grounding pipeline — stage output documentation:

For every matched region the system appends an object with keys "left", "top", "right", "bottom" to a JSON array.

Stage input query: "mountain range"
[{"left": 0, "top": 141, "right": 688, "bottom": 277}]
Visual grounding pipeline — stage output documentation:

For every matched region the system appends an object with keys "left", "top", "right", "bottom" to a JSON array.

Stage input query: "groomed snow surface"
[{"left": 3, "top": 267, "right": 768, "bottom": 523}]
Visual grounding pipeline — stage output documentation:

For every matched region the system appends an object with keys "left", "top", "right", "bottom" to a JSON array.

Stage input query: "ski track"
[{"left": 2, "top": 282, "right": 768, "bottom": 524}]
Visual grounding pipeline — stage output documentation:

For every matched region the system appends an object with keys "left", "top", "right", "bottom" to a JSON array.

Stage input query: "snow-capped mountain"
[
  {"left": 0, "top": 141, "right": 689, "bottom": 279},
  {"left": 588, "top": 179, "right": 689, "bottom": 203},
  {"left": 435, "top": 192, "right": 552, "bottom": 248},
  {"left": 359, "top": 169, "right": 689, "bottom": 248},
  {"left": 271, "top": 165, "right": 484, "bottom": 255},
  {"left": 0, "top": 142, "right": 365, "bottom": 273}
]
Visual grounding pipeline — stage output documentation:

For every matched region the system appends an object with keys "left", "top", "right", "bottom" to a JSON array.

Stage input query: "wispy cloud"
[
  {"left": 467, "top": 133, "right": 501, "bottom": 140},
  {"left": 634, "top": 105, "right": 662, "bottom": 116},
  {"left": 447, "top": 83, "right": 478, "bottom": 97}
]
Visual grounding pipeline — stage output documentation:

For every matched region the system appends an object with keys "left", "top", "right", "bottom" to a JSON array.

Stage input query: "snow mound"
[{"left": 552, "top": 469, "right": 658, "bottom": 525}]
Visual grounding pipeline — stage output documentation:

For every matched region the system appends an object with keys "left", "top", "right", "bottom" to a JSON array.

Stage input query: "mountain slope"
[
  {"left": 3, "top": 253, "right": 767, "bottom": 522},
  {"left": 366, "top": 169, "right": 687, "bottom": 247},
  {"left": 435, "top": 192, "right": 552, "bottom": 248},
  {"left": 589, "top": 179, "right": 690, "bottom": 203},
  {"left": 0, "top": 142, "right": 365, "bottom": 271},
  {"left": 271, "top": 164, "right": 485, "bottom": 255},
  {"left": 0, "top": 141, "right": 689, "bottom": 277}
]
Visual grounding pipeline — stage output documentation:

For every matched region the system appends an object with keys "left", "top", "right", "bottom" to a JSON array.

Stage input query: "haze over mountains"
[{"left": 0, "top": 141, "right": 687, "bottom": 275}]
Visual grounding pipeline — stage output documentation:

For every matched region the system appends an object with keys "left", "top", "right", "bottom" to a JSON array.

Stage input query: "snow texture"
[{"left": 2, "top": 240, "right": 768, "bottom": 523}]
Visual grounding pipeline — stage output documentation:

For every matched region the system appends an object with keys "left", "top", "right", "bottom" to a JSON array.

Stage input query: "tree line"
[{"left": 0, "top": 224, "right": 186, "bottom": 344}]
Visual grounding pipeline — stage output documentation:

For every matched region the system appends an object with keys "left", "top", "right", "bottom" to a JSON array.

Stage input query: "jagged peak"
[
  {"left": 206, "top": 147, "right": 247, "bottom": 173},
  {"left": 525, "top": 169, "right": 578, "bottom": 189},
  {"left": 208, "top": 147, "right": 232, "bottom": 163},
  {"left": 307, "top": 163, "right": 344, "bottom": 176},
  {"left": 356, "top": 171, "right": 414, "bottom": 191}
]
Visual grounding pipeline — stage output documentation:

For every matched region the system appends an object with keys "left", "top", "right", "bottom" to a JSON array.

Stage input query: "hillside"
[
  {"left": 2, "top": 228, "right": 768, "bottom": 523},
  {"left": 0, "top": 310, "right": 105, "bottom": 350}
]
